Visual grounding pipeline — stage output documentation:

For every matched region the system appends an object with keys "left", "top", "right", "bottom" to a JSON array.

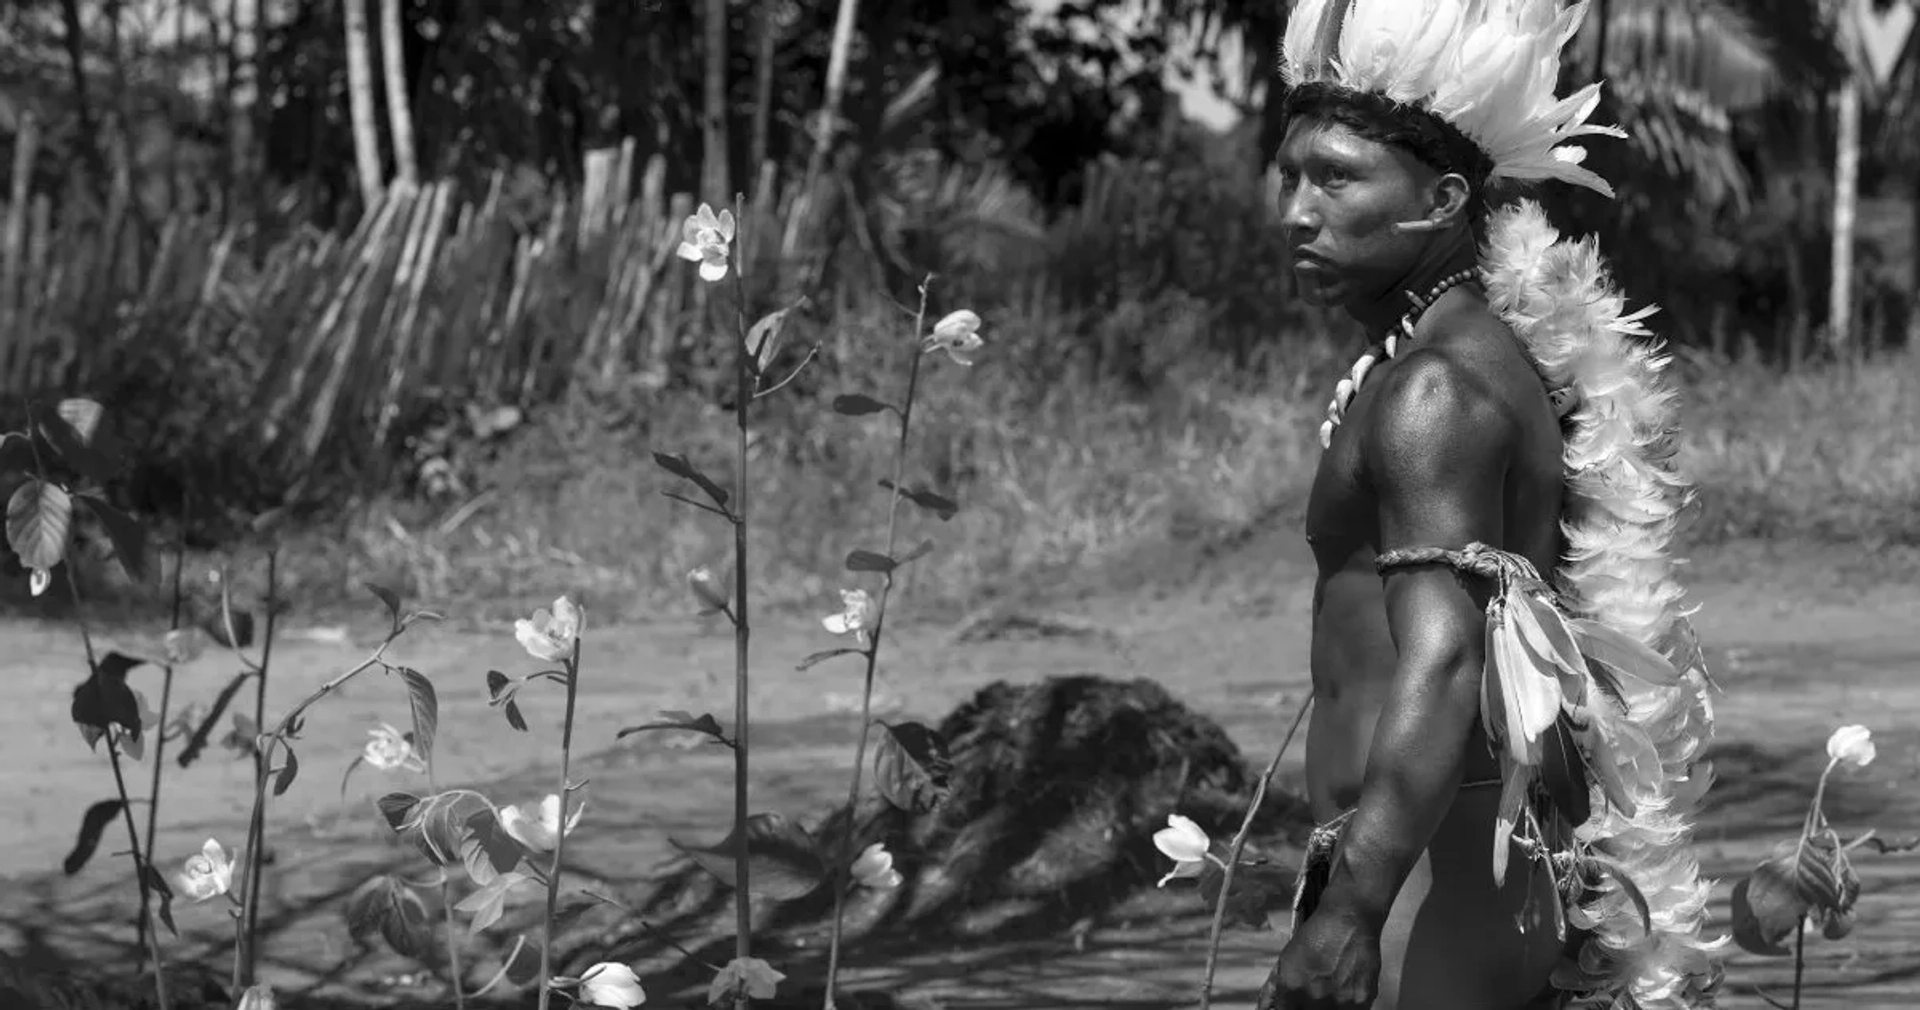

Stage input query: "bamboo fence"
[{"left": 1, "top": 133, "right": 791, "bottom": 489}]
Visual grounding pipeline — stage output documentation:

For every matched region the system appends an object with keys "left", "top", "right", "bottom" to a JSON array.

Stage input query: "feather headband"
[{"left": 1279, "top": 0, "right": 1626, "bottom": 198}]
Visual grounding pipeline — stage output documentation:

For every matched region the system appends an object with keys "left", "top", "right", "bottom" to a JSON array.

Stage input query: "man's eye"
[{"left": 1319, "top": 168, "right": 1351, "bottom": 186}]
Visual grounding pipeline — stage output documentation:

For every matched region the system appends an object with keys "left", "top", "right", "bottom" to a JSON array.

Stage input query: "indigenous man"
[{"left": 1253, "top": 2, "right": 1725, "bottom": 1009}]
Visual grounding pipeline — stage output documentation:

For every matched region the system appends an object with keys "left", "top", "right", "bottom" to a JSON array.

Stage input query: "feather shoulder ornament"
[
  {"left": 1478, "top": 200, "right": 1727, "bottom": 1009},
  {"left": 1279, "top": 0, "right": 1627, "bottom": 197}
]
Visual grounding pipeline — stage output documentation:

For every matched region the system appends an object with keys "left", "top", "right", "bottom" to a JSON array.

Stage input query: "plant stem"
[
  {"left": 1791, "top": 917, "right": 1805, "bottom": 1009},
  {"left": 108, "top": 739, "right": 173, "bottom": 1010},
  {"left": 238, "top": 551, "right": 280, "bottom": 986},
  {"left": 820, "top": 278, "right": 933, "bottom": 1010},
  {"left": 1200, "top": 695, "right": 1313, "bottom": 1010},
  {"left": 536, "top": 645, "right": 583, "bottom": 1010},
  {"left": 426, "top": 758, "right": 465, "bottom": 1008},
  {"left": 729, "top": 198, "right": 754, "bottom": 1009},
  {"left": 62, "top": 565, "right": 171, "bottom": 1010},
  {"left": 137, "top": 516, "right": 190, "bottom": 957},
  {"left": 229, "top": 609, "right": 398, "bottom": 993}
]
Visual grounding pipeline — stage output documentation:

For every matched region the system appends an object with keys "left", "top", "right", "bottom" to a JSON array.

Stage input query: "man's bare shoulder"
[{"left": 1361, "top": 346, "right": 1516, "bottom": 486}]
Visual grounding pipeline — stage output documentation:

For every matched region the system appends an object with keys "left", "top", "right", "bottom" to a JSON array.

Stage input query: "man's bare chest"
[{"left": 1302, "top": 429, "right": 1374, "bottom": 556}]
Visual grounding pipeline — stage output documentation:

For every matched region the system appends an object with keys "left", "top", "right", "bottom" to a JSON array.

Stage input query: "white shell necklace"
[{"left": 1317, "top": 268, "right": 1479, "bottom": 449}]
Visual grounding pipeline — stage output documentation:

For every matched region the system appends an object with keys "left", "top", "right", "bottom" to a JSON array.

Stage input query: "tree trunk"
[
  {"left": 378, "top": 0, "right": 418, "bottom": 185},
  {"left": 702, "top": 0, "right": 732, "bottom": 205},
  {"left": 343, "top": 0, "right": 386, "bottom": 207},
  {"left": 58, "top": 0, "right": 111, "bottom": 197},
  {"left": 1829, "top": 75, "right": 1860, "bottom": 357},
  {"left": 782, "top": 0, "right": 860, "bottom": 261},
  {"left": 751, "top": 3, "right": 779, "bottom": 176},
  {"left": 228, "top": 0, "right": 260, "bottom": 224},
  {"left": 1828, "top": 3, "right": 1861, "bottom": 357}
]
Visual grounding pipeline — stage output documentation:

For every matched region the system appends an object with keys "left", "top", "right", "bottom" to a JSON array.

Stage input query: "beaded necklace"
[{"left": 1317, "top": 268, "right": 1479, "bottom": 449}]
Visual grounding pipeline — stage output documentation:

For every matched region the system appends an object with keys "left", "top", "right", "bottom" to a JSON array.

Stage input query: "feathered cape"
[{"left": 1475, "top": 199, "right": 1727, "bottom": 1009}]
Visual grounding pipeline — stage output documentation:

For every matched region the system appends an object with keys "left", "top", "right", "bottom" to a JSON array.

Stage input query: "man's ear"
[
  {"left": 1393, "top": 172, "right": 1474, "bottom": 234},
  {"left": 1429, "top": 172, "right": 1473, "bottom": 228}
]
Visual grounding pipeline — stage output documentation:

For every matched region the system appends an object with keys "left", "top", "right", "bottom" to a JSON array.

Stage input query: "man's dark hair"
[{"left": 1279, "top": 81, "right": 1501, "bottom": 233}]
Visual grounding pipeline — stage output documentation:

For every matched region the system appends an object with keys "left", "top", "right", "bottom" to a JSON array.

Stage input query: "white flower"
[
  {"left": 176, "top": 838, "right": 234, "bottom": 902},
  {"left": 675, "top": 203, "right": 736, "bottom": 283},
  {"left": 1827, "top": 725, "right": 1875, "bottom": 768},
  {"left": 234, "top": 984, "right": 276, "bottom": 1010},
  {"left": 577, "top": 962, "right": 647, "bottom": 1008},
  {"left": 923, "top": 310, "right": 985, "bottom": 366},
  {"left": 822, "top": 589, "right": 876, "bottom": 644},
  {"left": 29, "top": 566, "right": 53, "bottom": 596},
  {"left": 687, "top": 567, "right": 730, "bottom": 614},
  {"left": 363, "top": 722, "right": 426, "bottom": 773},
  {"left": 851, "top": 842, "right": 903, "bottom": 890},
  {"left": 497, "top": 792, "right": 586, "bottom": 853},
  {"left": 515, "top": 597, "right": 583, "bottom": 663},
  {"left": 1152, "top": 814, "right": 1210, "bottom": 887}
]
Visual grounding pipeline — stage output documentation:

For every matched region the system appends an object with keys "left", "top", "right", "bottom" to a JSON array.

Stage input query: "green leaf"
[
  {"left": 62, "top": 799, "right": 126, "bottom": 875},
  {"left": 504, "top": 698, "right": 528, "bottom": 732},
  {"left": 396, "top": 667, "right": 439, "bottom": 769},
  {"left": 36, "top": 399, "right": 122, "bottom": 483},
  {"left": 832, "top": 393, "right": 893, "bottom": 416},
  {"left": 72, "top": 652, "right": 145, "bottom": 751},
  {"left": 797, "top": 647, "right": 862, "bottom": 672},
  {"left": 1732, "top": 844, "right": 1833, "bottom": 957},
  {"left": 454, "top": 870, "right": 529, "bottom": 935},
  {"left": 273, "top": 744, "right": 300, "bottom": 796},
  {"left": 1731, "top": 873, "right": 1796, "bottom": 957},
  {"left": 709, "top": 956, "right": 786, "bottom": 1005},
  {"left": 76, "top": 494, "right": 148, "bottom": 583},
  {"left": 652, "top": 451, "right": 731, "bottom": 509},
  {"left": 872, "top": 721, "right": 953, "bottom": 814},
  {"left": 460, "top": 808, "right": 523, "bottom": 885},
  {"left": 670, "top": 813, "right": 829, "bottom": 900},
  {"left": 376, "top": 792, "right": 423, "bottom": 833},
  {"left": 617, "top": 710, "right": 728, "bottom": 744},
  {"left": 879, "top": 480, "right": 959, "bottom": 521},
  {"left": 177, "top": 671, "right": 252, "bottom": 768},
  {"left": 346, "top": 874, "right": 435, "bottom": 962},
  {"left": 366, "top": 583, "right": 402, "bottom": 629},
  {"left": 7, "top": 479, "right": 73, "bottom": 571},
  {"left": 485, "top": 670, "right": 512, "bottom": 701},
  {"left": 845, "top": 549, "right": 896, "bottom": 573},
  {"left": 746, "top": 305, "right": 798, "bottom": 372}
]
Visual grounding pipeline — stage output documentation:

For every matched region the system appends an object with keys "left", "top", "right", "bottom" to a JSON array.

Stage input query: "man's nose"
[{"left": 1279, "top": 186, "right": 1319, "bottom": 237}]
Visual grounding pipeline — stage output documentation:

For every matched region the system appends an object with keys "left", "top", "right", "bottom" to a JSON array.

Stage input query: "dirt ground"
[{"left": 3, "top": 531, "right": 1917, "bottom": 1009}]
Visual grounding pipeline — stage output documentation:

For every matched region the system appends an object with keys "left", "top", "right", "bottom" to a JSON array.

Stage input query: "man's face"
[{"left": 1275, "top": 119, "right": 1439, "bottom": 310}]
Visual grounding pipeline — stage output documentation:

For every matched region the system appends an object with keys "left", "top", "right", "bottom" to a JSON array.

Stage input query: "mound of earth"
[{"left": 588, "top": 674, "right": 1312, "bottom": 992}]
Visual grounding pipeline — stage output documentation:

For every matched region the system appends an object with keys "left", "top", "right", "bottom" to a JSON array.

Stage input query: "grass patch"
[{"left": 5, "top": 312, "right": 1914, "bottom": 630}]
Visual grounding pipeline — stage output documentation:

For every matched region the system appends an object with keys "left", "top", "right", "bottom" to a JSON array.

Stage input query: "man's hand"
[{"left": 1254, "top": 903, "right": 1383, "bottom": 1010}]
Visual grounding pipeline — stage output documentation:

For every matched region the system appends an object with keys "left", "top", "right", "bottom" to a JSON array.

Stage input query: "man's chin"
[{"left": 1292, "top": 273, "right": 1341, "bottom": 308}]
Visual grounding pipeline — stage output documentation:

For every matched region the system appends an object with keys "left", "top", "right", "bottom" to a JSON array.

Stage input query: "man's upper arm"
[{"left": 1364, "top": 351, "right": 1514, "bottom": 659}]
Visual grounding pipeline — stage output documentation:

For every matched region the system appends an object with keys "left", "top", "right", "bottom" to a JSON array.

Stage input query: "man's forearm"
[{"left": 1318, "top": 658, "right": 1481, "bottom": 928}]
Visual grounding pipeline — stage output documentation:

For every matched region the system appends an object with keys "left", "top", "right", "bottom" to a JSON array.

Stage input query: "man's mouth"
[{"left": 1291, "top": 248, "right": 1334, "bottom": 274}]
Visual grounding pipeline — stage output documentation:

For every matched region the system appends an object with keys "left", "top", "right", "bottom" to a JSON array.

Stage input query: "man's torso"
[{"left": 1302, "top": 290, "right": 1567, "bottom": 820}]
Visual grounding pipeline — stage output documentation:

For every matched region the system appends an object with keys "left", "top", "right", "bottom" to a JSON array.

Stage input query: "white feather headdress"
[{"left": 1279, "top": 0, "right": 1627, "bottom": 198}]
